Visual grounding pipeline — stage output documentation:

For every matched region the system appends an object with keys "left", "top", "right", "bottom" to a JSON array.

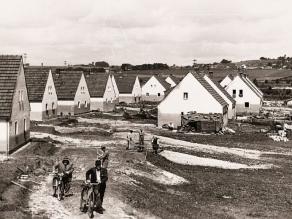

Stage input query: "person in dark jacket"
[{"left": 86, "top": 160, "right": 108, "bottom": 211}]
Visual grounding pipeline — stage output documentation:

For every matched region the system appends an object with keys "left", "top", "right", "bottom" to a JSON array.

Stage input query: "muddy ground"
[{"left": 1, "top": 112, "right": 292, "bottom": 219}]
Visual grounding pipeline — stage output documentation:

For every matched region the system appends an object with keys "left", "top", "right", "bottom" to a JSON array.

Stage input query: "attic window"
[
  {"left": 183, "top": 92, "right": 188, "bottom": 100},
  {"left": 239, "top": 89, "right": 243, "bottom": 97},
  {"left": 232, "top": 89, "right": 236, "bottom": 98},
  {"left": 158, "top": 93, "right": 161, "bottom": 97}
]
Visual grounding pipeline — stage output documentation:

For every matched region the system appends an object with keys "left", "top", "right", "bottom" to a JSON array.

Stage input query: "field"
[{"left": 1, "top": 112, "right": 292, "bottom": 218}]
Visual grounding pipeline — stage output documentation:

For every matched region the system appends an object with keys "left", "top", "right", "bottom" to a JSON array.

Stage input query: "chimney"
[{"left": 208, "top": 71, "right": 214, "bottom": 79}]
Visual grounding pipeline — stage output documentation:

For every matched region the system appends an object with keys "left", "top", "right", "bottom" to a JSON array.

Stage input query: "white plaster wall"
[
  {"left": 103, "top": 76, "right": 116, "bottom": 103},
  {"left": 0, "top": 121, "right": 8, "bottom": 152},
  {"left": 225, "top": 76, "right": 261, "bottom": 105},
  {"left": 158, "top": 73, "right": 223, "bottom": 114},
  {"left": 111, "top": 75, "right": 119, "bottom": 100},
  {"left": 220, "top": 76, "right": 232, "bottom": 88},
  {"left": 132, "top": 76, "right": 142, "bottom": 97},
  {"left": 142, "top": 76, "right": 166, "bottom": 96},
  {"left": 165, "top": 77, "right": 176, "bottom": 87},
  {"left": 74, "top": 74, "right": 91, "bottom": 107},
  {"left": 90, "top": 97, "right": 104, "bottom": 111},
  {"left": 30, "top": 102, "right": 42, "bottom": 121},
  {"left": 42, "top": 70, "right": 58, "bottom": 112}
]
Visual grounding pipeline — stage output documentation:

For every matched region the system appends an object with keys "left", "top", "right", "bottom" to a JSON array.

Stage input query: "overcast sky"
[{"left": 1, "top": 0, "right": 291, "bottom": 66}]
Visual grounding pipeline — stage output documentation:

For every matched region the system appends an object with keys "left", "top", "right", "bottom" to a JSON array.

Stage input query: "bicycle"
[
  {"left": 52, "top": 171, "right": 73, "bottom": 201},
  {"left": 80, "top": 182, "right": 101, "bottom": 218}
]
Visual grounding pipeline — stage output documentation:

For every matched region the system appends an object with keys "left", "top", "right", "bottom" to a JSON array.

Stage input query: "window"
[
  {"left": 146, "top": 93, "right": 149, "bottom": 96},
  {"left": 24, "top": 119, "right": 26, "bottom": 132},
  {"left": 15, "top": 121, "right": 18, "bottom": 135},
  {"left": 245, "top": 102, "right": 250, "bottom": 108},
  {"left": 158, "top": 93, "right": 161, "bottom": 97},
  {"left": 46, "top": 103, "right": 49, "bottom": 115},
  {"left": 85, "top": 101, "right": 88, "bottom": 108},
  {"left": 52, "top": 102, "right": 55, "bottom": 114},
  {"left": 183, "top": 92, "right": 188, "bottom": 100},
  {"left": 78, "top": 101, "right": 81, "bottom": 108},
  {"left": 239, "top": 89, "right": 243, "bottom": 97},
  {"left": 18, "top": 90, "right": 21, "bottom": 102},
  {"left": 232, "top": 89, "right": 236, "bottom": 98}
]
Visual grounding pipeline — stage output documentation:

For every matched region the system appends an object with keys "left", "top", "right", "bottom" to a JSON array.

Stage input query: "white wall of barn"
[
  {"left": 132, "top": 76, "right": 142, "bottom": 98},
  {"left": 111, "top": 75, "right": 119, "bottom": 100},
  {"left": 74, "top": 74, "right": 91, "bottom": 108},
  {"left": 220, "top": 76, "right": 232, "bottom": 88},
  {"left": 0, "top": 121, "right": 8, "bottom": 152},
  {"left": 42, "top": 71, "right": 58, "bottom": 113},
  {"left": 103, "top": 76, "right": 116, "bottom": 103}
]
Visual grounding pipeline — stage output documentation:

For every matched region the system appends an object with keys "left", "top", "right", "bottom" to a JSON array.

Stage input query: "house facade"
[
  {"left": 220, "top": 74, "right": 233, "bottom": 88},
  {"left": 54, "top": 71, "right": 91, "bottom": 116},
  {"left": 158, "top": 72, "right": 228, "bottom": 128},
  {"left": 116, "top": 75, "right": 142, "bottom": 104},
  {"left": 225, "top": 73, "right": 263, "bottom": 114},
  {"left": 25, "top": 68, "right": 58, "bottom": 121},
  {"left": 204, "top": 75, "right": 236, "bottom": 119},
  {"left": 141, "top": 75, "right": 171, "bottom": 102},
  {"left": 0, "top": 55, "right": 30, "bottom": 154},
  {"left": 85, "top": 73, "right": 117, "bottom": 112}
]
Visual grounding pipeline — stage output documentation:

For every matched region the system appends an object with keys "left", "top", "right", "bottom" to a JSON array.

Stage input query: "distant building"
[
  {"left": 141, "top": 75, "right": 171, "bottom": 102},
  {"left": 203, "top": 74, "right": 236, "bottom": 119},
  {"left": 0, "top": 55, "right": 30, "bottom": 154},
  {"left": 165, "top": 75, "right": 180, "bottom": 87},
  {"left": 25, "top": 68, "right": 58, "bottom": 121},
  {"left": 158, "top": 72, "right": 228, "bottom": 128},
  {"left": 225, "top": 73, "right": 263, "bottom": 114},
  {"left": 85, "top": 73, "right": 117, "bottom": 112},
  {"left": 54, "top": 71, "right": 91, "bottom": 116},
  {"left": 220, "top": 74, "right": 233, "bottom": 88},
  {"left": 115, "top": 75, "right": 142, "bottom": 104}
]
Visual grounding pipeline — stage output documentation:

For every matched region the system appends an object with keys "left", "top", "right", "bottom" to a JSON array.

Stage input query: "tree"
[
  {"left": 95, "top": 61, "right": 109, "bottom": 68},
  {"left": 220, "top": 59, "right": 232, "bottom": 64},
  {"left": 121, "top": 63, "right": 133, "bottom": 71},
  {"left": 260, "top": 57, "right": 268, "bottom": 60}
]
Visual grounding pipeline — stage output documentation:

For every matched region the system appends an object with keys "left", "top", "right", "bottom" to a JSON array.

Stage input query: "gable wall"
[
  {"left": 220, "top": 76, "right": 232, "bottom": 88},
  {"left": 165, "top": 77, "right": 176, "bottom": 87},
  {"left": 74, "top": 74, "right": 91, "bottom": 115},
  {"left": 142, "top": 76, "right": 166, "bottom": 102}
]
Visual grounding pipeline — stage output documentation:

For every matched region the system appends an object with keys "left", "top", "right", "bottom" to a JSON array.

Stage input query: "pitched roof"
[
  {"left": 84, "top": 72, "right": 109, "bottom": 97},
  {"left": 207, "top": 76, "right": 236, "bottom": 107},
  {"left": 0, "top": 55, "right": 22, "bottom": 119},
  {"left": 115, "top": 75, "right": 137, "bottom": 94},
  {"left": 53, "top": 71, "right": 83, "bottom": 100},
  {"left": 24, "top": 67, "right": 50, "bottom": 102},
  {"left": 192, "top": 72, "right": 228, "bottom": 107},
  {"left": 238, "top": 74, "right": 263, "bottom": 98},
  {"left": 168, "top": 75, "right": 181, "bottom": 84}
]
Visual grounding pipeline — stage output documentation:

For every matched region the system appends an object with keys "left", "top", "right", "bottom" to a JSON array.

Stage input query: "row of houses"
[{"left": 157, "top": 72, "right": 263, "bottom": 128}]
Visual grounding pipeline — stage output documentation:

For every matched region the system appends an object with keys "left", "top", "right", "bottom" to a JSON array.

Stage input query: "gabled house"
[
  {"left": 203, "top": 74, "right": 236, "bottom": 119},
  {"left": 141, "top": 75, "right": 171, "bottom": 102},
  {"left": 85, "top": 73, "right": 117, "bottom": 112},
  {"left": 116, "top": 75, "right": 142, "bottom": 104},
  {"left": 220, "top": 74, "right": 233, "bottom": 88},
  {"left": 54, "top": 71, "right": 91, "bottom": 116},
  {"left": 0, "top": 55, "right": 30, "bottom": 154},
  {"left": 225, "top": 73, "right": 263, "bottom": 114},
  {"left": 165, "top": 75, "right": 180, "bottom": 87},
  {"left": 24, "top": 67, "right": 58, "bottom": 121},
  {"left": 158, "top": 72, "right": 229, "bottom": 128}
]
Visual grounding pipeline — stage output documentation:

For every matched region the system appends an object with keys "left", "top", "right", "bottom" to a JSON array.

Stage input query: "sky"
[{"left": 0, "top": 0, "right": 292, "bottom": 66}]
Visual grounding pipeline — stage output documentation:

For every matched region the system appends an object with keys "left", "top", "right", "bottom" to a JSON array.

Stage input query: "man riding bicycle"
[
  {"left": 53, "top": 156, "right": 74, "bottom": 197},
  {"left": 85, "top": 160, "right": 108, "bottom": 213}
]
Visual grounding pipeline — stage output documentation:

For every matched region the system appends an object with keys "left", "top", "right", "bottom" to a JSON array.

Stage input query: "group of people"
[{"left": 53, "top": 146, "right": 110, "bottom": 214}]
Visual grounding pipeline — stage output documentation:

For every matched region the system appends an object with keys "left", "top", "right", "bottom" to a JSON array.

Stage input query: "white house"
[
  {"left": 25, "top": 67, "right": 58, "bottom": 121},
  {"left": 116, "top": 75, "right": 142, "bottom": 104},
  {"left": 0, "top": 55, "right": 30, "bottom": 154},
  {"left": 225, "top": 73, "right": 263, "bottom": 114},
  {"left": 85, "top": 73, "right": 117, "bottom": 112},
  {"left": 111, "top": 74, "right": 119, "bottom": 102},
  {"left": 141, "top": 75, "right": 171, "bottom": 102},
  {"left": 220, "top": 74, "right": 233, "bottom": 88},
  {"left": 158, "top": 72, "right": 229, "bottom": 128},
  {"left": 54, "top": 71, "right": 91, "bottom": 116},
  {"left": 165, "top": 75, "right": 180, "bottom": 88},
  {"left": 203, "top": 74, "right": 236, "bottom": 119}
]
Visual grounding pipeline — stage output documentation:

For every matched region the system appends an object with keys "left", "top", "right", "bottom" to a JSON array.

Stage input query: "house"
[
  {"left": 220, "top": 74, "right": 233, "bottom": 88},
  {"left": 203, "top": 74, "right": 236, "bottom": 119},
  {"left": 54, "top": 71, "right": 91, "bottom": 116},
  {"left": 225, "top": 73, "right": 263, "bottom": 114},
  {"left": 24, "top": 67, "right": 58, "bottom": 121},
  {"left": 85, "top": 73, "right": 117, "bottom": 112},
  {"left": 165, "top": 75, "right": 180, "bottom": 87},
  {"left": 141, "top": 75, "right": 171, "bottom": 102},
  {"left": 0, "top": 55, "right": 30, "bottom": 154},
  {"left": 115, "top": 75, "right": 142, "bottom": 104},
  {"left": 158, "top": 72, "right": 229, "bottom": 128},
  {"left": 110, "top": 74, "right": 119, "bottom": 101}
]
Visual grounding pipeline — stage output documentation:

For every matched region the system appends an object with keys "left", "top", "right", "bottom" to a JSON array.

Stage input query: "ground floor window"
[
  {"left": 245, "top": 102, "right": 250, "bottom": 108},
  {"left": 24, "top": 119, "right": 26, "bottom": 132},
  {"left": 158, "top": 93, "right": 161, "bottom": 97},
  {"left": 46, "top": 103, "right": 49, "bottom": 115},
  {"left": 15, "top": 121, "right": 18, "bottom": 135},
  {"left": 85, "top": 101, "right": 88, "bottom": 108},
  {"left": 78, "top": 101, "right": 81, "bottom": 108},
  {"left": 146, "top": 93, "right": 149, "bottom": 96}
]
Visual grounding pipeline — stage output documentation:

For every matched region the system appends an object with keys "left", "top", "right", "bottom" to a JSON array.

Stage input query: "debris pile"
[{"left": 180, "top": 112, "right": 223, "bottom": 133}]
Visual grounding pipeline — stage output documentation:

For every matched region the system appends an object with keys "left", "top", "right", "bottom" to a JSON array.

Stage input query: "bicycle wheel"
[
  {"left": 80, "top": 188, "right": 88, "bottom": 212},
  {"left": 57, "top": 182, "right": 63, "bottom": 201},
  {"left": 52, "top": 178, "right": 58, "bottom": 196},
  {"left": 88, "top": 192, "right": 94, "bottom": 218}
]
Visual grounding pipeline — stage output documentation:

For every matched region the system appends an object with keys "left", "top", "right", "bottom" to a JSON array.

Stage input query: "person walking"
[
  {"left": 97, "top": 146, "right": 109, "bottom": 169},
  {"left": 139, "top": 129, "right": 144, "bottom": 146},
  {"left": 126, "top": 130, "right": 134, "bottom": 150}
]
